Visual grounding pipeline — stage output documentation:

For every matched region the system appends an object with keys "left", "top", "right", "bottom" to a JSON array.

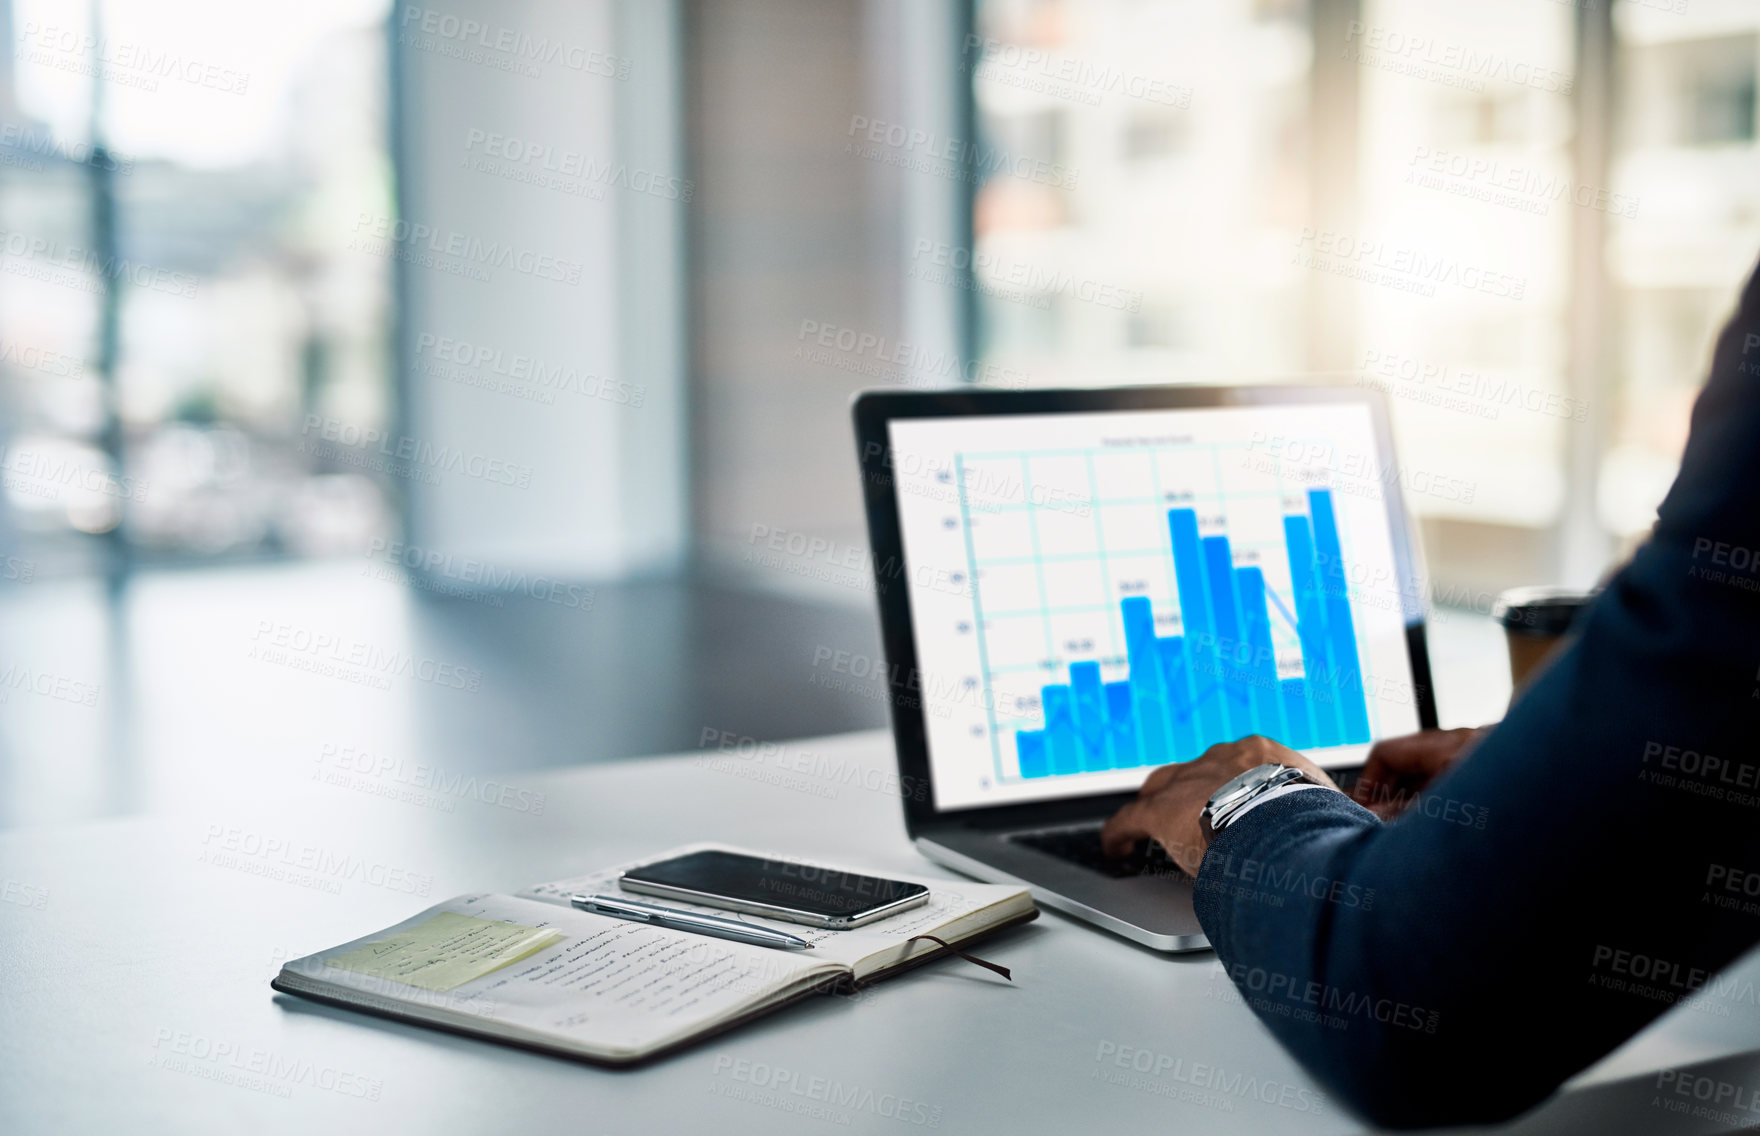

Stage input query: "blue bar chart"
[{"left": 1013, "top": 487, "right": 1371, "bottom": 777}]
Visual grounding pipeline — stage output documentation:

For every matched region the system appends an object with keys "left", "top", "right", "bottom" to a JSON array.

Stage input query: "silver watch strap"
[
  {"left": 1223, "top": 782, "right": 1329, "bottom": 826},
  {"left": 1205, "top": 764, "right": 1311, "bottom": 836}
]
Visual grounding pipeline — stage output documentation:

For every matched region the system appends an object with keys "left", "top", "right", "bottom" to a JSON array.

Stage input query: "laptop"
[{"left": 851, "top": 384, "right": 1439, "bottom": 952}]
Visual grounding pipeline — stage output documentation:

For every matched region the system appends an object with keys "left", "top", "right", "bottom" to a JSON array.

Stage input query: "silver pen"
[{"left": 571, "top": 893, "right": 814, "bottom": 951}]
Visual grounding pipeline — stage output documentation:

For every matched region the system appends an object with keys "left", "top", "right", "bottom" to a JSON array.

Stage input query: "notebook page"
[
  {"left": 280, "top": 893, "right": 837, "bottom": 1056},
  {"left": 518, "top": 844, "right": 1029, "bottom": 971}
]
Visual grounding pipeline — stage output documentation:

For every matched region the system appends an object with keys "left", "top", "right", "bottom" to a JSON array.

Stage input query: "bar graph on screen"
[
  {"left": 888, "top": 403, "right": 1418, "bottom": 808},
  {"left": 1012, "top": 488, "right": 1370, "bottom": 778},
  {"left": 948, "top": 438, "right": 1383, "bottom": 787}
]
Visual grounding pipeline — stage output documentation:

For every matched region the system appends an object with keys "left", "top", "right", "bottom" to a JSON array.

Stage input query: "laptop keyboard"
[{"left": 1010, "top": 825, "right": 1188, "bottom": 880}]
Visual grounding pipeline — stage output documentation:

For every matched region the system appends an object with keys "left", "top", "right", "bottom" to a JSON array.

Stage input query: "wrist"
[
  {"left": 1219, "top": 781, "right": 1332, "bottom": 826},
  {"left": 1200, "top": 762, "right": 1321, "bottom": 841}
]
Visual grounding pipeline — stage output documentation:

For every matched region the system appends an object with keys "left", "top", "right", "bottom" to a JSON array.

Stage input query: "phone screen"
[{"left": 620, "top": 851, "right": 930, "bottom": 921}]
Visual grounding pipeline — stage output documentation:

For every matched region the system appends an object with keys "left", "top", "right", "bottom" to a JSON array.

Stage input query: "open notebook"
[{"left": 271, "top": 843, "right": 1036, "bottom": 1065}]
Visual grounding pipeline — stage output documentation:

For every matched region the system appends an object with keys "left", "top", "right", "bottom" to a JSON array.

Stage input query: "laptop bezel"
[{"left": 851, "top": 383, "right": 1441, "bottom": 839}]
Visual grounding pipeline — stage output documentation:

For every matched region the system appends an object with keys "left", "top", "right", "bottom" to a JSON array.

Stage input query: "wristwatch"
[{"left": 1200, "top": 763, "right": 1317, "bottom": 842}]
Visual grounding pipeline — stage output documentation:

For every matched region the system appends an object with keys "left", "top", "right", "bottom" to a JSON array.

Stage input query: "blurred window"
[
  {"left": 1605, "top": 17, "right": 1760, "bottom": 542},
  {"left": 968, "top": 0, "right": 1313, "bottom": 388},
  {"left": 1350, "top": 0, "right": 1574, "bottom": 538},
  {"left": 969, "top": 0, "right": 1760, "bottom": 589},
  {"left": 0, "top": 0, "right": 394, "bottom": 572}
]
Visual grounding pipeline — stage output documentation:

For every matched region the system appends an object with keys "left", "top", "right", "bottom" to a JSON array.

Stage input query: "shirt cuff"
[{"left": 1221, "top": 782, "right": 1332, "bottom": 826}]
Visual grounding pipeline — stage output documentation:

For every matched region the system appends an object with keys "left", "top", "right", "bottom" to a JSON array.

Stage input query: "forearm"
[
  {"left": 1198, "top": 553, "right": 1760, "bottom": 1128},
  {"left": 1192, "top": 255, "right": 1760, "bottom": 1129},
  {"left": 1194, "top": 790, "right": 1432, "bottom": 1122},
  {"left": 1197, "top": 779, "right": 1600, "bottom": 1128}
]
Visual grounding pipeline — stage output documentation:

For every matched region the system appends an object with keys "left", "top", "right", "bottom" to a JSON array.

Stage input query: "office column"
[{"left": 393, "top": 0, "right": 687, "bottom": 581}]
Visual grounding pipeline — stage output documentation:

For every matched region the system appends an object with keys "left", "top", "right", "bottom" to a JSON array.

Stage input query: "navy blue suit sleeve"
[{"left": 1194, "top": 260, "right": 1760, "bottom": 1129}]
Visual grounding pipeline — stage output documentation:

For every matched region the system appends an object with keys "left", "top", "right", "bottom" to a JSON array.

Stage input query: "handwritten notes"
[{"left": 324, "top": 911, "right": 563, "bottom": 991}]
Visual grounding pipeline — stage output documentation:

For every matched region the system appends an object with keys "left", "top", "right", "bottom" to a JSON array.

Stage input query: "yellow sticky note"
[{"left": 325, "top": 912, "right": 563, "bottom": 992}]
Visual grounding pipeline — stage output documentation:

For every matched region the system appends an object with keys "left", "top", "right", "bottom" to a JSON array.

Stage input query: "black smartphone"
[{"left": 619, "top": 850, "right": 931, "bottom": 929}]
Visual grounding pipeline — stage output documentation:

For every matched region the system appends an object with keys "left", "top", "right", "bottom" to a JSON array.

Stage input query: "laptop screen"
[{"left": 886, "top": 400, "right": 1426, "bottom": 811}]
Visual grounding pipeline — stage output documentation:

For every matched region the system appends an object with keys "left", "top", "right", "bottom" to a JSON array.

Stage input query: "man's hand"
[
  {"left": 1350, "top": 726, "right": 1493, "bottom": 820},
  {"left": 1100, "top": 736, "right": 1340, "bottom": 877}
]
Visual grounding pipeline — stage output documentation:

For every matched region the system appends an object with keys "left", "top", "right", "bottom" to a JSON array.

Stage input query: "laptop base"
[{"left": 916, "top": 829, "right": 1211, "bottom": 953}]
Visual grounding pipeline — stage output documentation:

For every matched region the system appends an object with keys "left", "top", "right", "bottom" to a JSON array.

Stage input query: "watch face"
[
  {"left": 1218, "top": 763, "right": 1282, "bottom": 802},
  {"left": 1205, "top": 764, "right": 1308, "bottom": 840}
]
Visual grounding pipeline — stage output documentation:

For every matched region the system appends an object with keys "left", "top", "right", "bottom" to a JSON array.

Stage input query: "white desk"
[{"left": 4, "top": 728, "right": 1760, "bottom": 1135}]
